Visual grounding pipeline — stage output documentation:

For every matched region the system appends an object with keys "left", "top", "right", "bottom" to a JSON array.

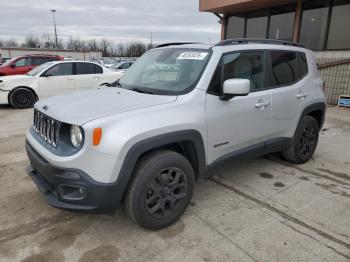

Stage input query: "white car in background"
[
  {"left": 0, "top": 61, "right": 122, "bottom": 108},
  {"left": 111, "top": 61, "right": 134, "bottom": 73},
  {"left": 99, "top": 59, "right": 116, "bottom": 68}
]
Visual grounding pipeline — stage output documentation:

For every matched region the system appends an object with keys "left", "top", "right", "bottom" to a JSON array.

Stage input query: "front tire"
[
  {"left": 9, "top": 88, "right": 36, "bottom": 109},
  {"left": 125, "top": 150, "right": 195, "bottom": 230},
  {"left": 283, "top": 116, "right": 320, "bottom": 164}
]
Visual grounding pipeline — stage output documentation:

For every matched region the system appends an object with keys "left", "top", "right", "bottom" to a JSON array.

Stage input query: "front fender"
[{"left": 110, "top": 129, "right": 207, "bottom": 201}]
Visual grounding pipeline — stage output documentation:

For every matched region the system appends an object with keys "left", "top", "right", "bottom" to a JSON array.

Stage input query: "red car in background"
[{"left": 0, "top": 54, "right": 63, "bottom": 76}]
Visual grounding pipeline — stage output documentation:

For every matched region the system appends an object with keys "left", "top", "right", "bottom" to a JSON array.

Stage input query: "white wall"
[{"left": 0, "top": 48, "right": 102, "bottom": 60}]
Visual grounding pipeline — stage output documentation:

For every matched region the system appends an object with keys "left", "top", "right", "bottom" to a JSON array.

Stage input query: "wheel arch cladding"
[
  {"left": 300, "top": 102, "right": 326, "bottom": 129},
  {"left": 117, "top": 130, "right": 207, "bottom": 201}
]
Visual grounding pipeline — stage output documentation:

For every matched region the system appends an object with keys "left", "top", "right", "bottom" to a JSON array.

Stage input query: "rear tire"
[
  {"left": 124, "top": 150, "right": 195, "bottom": 230},
  {"left": 282, "top": 116, "right": 319, "bottom": 164},
  {"left": 9, "top": 88, "right": 36, "bottom": 109}
]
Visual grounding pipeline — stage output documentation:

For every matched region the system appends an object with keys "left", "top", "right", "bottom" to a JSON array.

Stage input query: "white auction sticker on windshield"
[{"left": 177, "top": 52, "right": 208, "bottom": 60}]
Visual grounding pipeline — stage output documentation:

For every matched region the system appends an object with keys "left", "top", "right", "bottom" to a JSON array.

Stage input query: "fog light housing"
[
  {"left": 58, "top": 184, "right": 86, "bottom": 201},
  {"left": 57, "top": 171, "right": 81, "bottom": 179}
]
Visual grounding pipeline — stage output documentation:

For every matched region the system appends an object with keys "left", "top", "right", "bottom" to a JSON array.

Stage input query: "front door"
[
  {"left": 206, "top": 51, "right": 271, "bottom": 164},
  {"left": 10, "top": 57, "right": 31, "bottom": 75},
  {"left": 38, "top": 62, "right": 75, "bottom": 97}
]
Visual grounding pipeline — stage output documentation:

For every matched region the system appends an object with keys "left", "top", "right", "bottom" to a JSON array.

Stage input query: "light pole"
[{"left": 50, "top": 9, "right": 58, "bottom": 48}]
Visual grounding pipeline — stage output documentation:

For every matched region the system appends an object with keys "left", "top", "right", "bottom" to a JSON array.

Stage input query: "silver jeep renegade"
[{"left": 26, "top": 39, "right": 326, "bottom": 229}]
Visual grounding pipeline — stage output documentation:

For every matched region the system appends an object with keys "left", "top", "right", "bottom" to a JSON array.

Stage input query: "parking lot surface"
[{"left": 0, "top": 105, "right": 349, "bottom": 262}]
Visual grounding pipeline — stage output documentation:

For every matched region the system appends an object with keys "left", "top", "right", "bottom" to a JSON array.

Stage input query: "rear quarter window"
[{"left": 268, "top": 51, "right": 308, "bottom": 87}]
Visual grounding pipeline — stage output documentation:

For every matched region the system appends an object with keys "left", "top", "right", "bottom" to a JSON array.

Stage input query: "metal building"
[{"left": 199, "top": 0, "right": 350, "bottom": 105}]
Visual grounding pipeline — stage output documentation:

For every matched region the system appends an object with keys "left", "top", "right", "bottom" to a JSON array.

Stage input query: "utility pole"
[{"left": 50, "top": 9, "right": 58, "bottom": 48}]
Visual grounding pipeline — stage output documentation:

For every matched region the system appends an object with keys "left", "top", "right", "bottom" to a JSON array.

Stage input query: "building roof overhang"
[{"left": 199, "top": 0, "right": 297, "bottom": 15}]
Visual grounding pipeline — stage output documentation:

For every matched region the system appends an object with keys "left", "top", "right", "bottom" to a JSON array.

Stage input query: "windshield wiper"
[{"left": 131, "top": 88, "right": 154, "bottom": 94}]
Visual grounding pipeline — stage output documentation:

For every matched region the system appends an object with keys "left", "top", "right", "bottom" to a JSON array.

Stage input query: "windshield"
[
  {"left": 1, "top": 57, "right": 17, "bottom": 67},
  {"left": 111, "top": 62, "right": 123, "bottom": 69},
  {"left": 119, "top": 48, "right": 211, "bottom": 95},
  {"left": 26, "top": 62, "right": 54, "bottom": 76}
]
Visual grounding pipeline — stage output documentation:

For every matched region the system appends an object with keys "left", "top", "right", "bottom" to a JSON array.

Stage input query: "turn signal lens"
[{"left": 93, "top": 128, "right": 102, "bottom": 146}]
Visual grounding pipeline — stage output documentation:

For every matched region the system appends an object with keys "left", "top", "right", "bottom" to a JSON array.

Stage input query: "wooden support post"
[
  {"left": 293, "top": 0, "right": 302, "bottom": 42},
  {"left": 221, "top": 16, "right": 226, "bottom": 40}
]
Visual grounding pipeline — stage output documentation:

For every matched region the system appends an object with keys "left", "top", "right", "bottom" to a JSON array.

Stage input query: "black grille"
[{"left": 33, "top": 110, "right": 60, "bottom": 147}]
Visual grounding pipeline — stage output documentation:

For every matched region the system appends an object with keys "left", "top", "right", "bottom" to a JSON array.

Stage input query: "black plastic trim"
[
  {"left": 209, "top": 137, "right": 292, "bottom": 171},
  {"left": 26, "top": 141, "right": 122, "bottom": 213},
  {"left": 299, "top": 102, "right": 326, "bottom": 129},
  {"left": 115, "top": 130, "right": 207, "bottom": 200},
  {"left": 209, "top": 142, "right": 264, "bottom": 170}
]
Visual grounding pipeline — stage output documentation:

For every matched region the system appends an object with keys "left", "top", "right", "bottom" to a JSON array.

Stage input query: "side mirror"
[
  {"left": 220, "top": 79, "right": 250, "bottom": 101},
  {"left": 10, "top": 64, "right": 16, "bottom": 68}
]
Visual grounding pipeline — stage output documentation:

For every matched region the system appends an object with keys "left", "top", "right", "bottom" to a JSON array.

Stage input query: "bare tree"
[
  {"left": 41, "top": 33, "right": 55, "bottom": 49},
  {"left": 115, "top": 43, "right": 125, "bottom": 57},
  {"left": 99, "top": 38, "right": 112, "bottom": 57},
  {"left": 5, "top": 38, "right": 18, "bottom": 47},
  {"left": 66, "top": 36, "right": 86, "bottom": 51},
  {"left": 126, "top": 41, "right": 147, "bottom": 57},
  {"left": 23, "top": 35, "right": 41, "bottom": 48},
  {"left": 86, "top": 39, "right": 99, "bottom": 51}
]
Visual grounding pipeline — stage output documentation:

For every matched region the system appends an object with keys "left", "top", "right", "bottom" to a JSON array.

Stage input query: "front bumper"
[
  {"left": 26, "top": 141, "right": 124, "bottom": 213},
  {"left": 0, "top": 89, "right": 9, "bottom": 105}
]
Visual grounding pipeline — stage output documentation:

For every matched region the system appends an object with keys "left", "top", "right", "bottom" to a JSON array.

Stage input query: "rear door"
[
  {"left": 206, "top": 50, "right": 272, "bottom": 164},
  {"left": 38, "top": 62, "right": 75, "bottom": 97},
  {"left": 74, "top": 62, "right": 104, "bottom": 90},
  {"left": 30, "top": 57, "right": 48, "bottom": 71},
  {"left": 268, "top": 50, "right": 309, "bottom": 139}
]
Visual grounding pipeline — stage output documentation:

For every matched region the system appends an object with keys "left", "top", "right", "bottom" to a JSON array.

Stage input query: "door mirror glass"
[{"left": 221, "top": 78, "right": 250, "bottom": 100}]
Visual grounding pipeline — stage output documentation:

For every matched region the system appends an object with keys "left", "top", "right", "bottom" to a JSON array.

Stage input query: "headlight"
[{"left": 70, "top": 125, "right": 83, "bottom": 148}]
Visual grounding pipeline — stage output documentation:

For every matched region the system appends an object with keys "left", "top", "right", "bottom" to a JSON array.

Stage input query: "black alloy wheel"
[
  {"left": 298, "top": 125, "right": 317, "bottom": 158},
  {"left": 145, "top": 167, "right": 188, "bottom": 219},
  {"left": 125, "top": 150, "right": 195, "bottom": 230},
  {"left": 282, "top": 116, "right": 320, "bottom": 164}
]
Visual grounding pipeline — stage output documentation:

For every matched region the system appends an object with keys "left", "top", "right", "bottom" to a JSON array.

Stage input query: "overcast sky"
[{"left": 0, "top": 0, "right": 220, "bottom": 44}]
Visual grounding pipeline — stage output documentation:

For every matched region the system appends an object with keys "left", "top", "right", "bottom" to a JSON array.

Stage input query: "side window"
[
  {"left": 32, "top": 58, "right": 46, "bottom": 66},
  {"left": 14, "top": 58, "right": 30, "bottom": 67},
  {"left": 44, "top": 63, "right": 73, "bottom": 76},
  {"left": 75, "top": 63, "right": 97, "bottom": 75},
  {"left": 269, "top": 51, "right": 298, "bottom": 87},
  {"left": 94, "top": 64, "right": 103, "bottom": 74},
  {"left": 207, "top": 61, "right": 222, "bottom": 95},
  {"left": 223, "top": 51, "right": 265, "bottom": 92}
]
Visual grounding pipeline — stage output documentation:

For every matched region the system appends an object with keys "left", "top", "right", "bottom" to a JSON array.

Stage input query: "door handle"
[
  {"left": 296, "top": 92, "right": 308, "bottom": 99},
  {"left": 255, "top": 100, "right": 270, "bottom": 109}
]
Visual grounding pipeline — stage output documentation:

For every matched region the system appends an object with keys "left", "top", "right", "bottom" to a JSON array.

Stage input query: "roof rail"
[
  {"left": 156, "top": 42, "right": 199, "bottom": 48},
  {"left": 215, "top": 38, "right": 304, "bottom": 48}
]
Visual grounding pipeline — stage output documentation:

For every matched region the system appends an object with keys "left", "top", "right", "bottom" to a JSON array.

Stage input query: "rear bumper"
[{"left": 26, "top": 141, "right": 124, "bottom": 213}]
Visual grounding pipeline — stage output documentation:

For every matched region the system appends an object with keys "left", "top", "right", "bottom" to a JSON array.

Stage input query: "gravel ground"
[{"left": 0, "top": 105, "right": 349, "bottom": 262}]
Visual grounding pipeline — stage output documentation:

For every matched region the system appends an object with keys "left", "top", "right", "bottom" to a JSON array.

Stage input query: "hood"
[
  {"left": 35, "top": 87, "right": 177, "bottom": 125},
  {"left": 0, "top": 75, "right": 34, "bottom": 88}
]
